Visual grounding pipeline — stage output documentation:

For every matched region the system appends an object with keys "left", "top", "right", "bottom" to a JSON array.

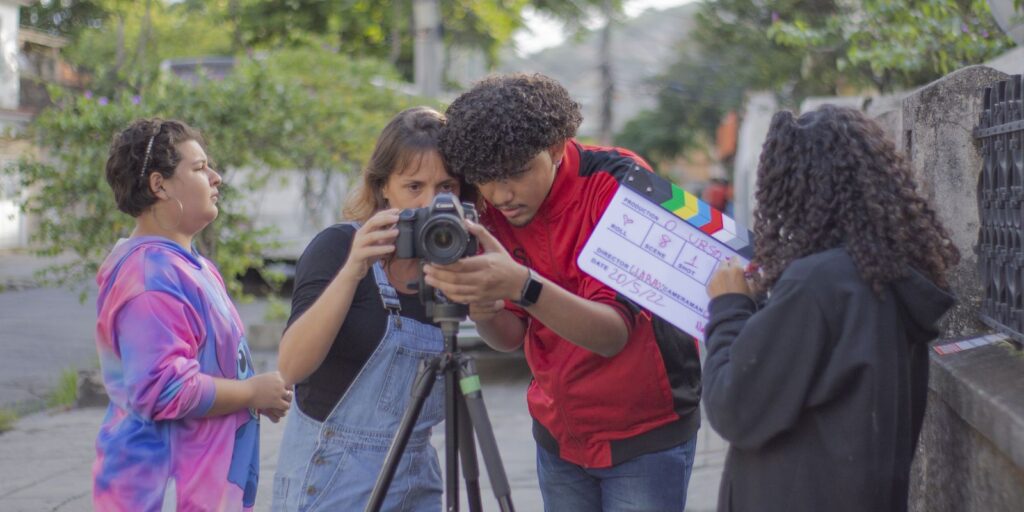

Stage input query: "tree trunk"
[
  {"left": 598, "top": 0, "right": 614, "bottom": 145},
  {"left": 135, "top": 0, "right": 152, "bottom": 88},
  {"left": 108, "top": 14, "right": 126, "bottom": 88},
  {"left": 230, "top": 0, "right": 243, "bottom": 53},
  {"left": 413, "top": 0, "right": 443, "bottom": 98},
  {"left": 389, "top": 1, "right": 403, "bottom": 65}
]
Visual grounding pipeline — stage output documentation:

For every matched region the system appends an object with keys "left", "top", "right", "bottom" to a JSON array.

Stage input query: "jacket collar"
[{"left": 530, "top": 139, "right": 580, "bottom": 222}]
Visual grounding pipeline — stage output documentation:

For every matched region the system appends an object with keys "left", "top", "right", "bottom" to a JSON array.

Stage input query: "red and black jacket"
[{"left": 482, "top": 139, "right": 701, "bottom": 468}]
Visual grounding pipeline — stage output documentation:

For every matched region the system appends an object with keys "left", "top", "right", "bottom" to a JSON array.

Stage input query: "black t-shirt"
[{"left": 288, "top": 223, "right": 430, "bottom": 422}]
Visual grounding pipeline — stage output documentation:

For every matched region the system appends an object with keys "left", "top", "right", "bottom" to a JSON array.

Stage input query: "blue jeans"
[{"left": 536, "top": 436, "right": 697, "bottom": 512}]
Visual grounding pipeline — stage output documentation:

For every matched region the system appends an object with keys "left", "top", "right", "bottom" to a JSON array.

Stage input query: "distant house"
[
  {"left": 160, "top": 55, "right": 237, "bottom": 84},
  {"left": 0, "top": 1, "right": 79, "bottom": 249}
]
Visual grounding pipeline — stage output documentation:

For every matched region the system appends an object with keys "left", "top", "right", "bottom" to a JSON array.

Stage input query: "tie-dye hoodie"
[{"left": 93, "top": 236, "right": 259, "bottom": 512}]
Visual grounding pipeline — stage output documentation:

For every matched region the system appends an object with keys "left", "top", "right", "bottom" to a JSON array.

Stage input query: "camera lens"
[
  {"left": 431, "top": 228, "right": 454, "bottom": 250},
  {"left": 419, "top": 216, "right": 467, "bottom": 264}
]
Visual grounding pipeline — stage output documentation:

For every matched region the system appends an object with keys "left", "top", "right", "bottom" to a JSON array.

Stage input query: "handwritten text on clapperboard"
[{"left": 577, "top": 186, "right": 749, "bottom": 341}]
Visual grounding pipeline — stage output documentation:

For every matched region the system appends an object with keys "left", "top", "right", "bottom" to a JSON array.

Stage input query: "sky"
[{"left": 514, "top": 0, "right": 697, "bottom": 56}]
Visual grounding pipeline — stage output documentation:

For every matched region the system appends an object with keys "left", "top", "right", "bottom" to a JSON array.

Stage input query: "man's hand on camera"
[{"left": 423, "top": 220, "right": 528, "bottom": 304}]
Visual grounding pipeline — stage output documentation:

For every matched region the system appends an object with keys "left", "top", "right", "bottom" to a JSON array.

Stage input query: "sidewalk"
[
  {"left": 0, "top": 369, "right": 725, "bottom": 511},
  {"left": 0, "top": 248, "right": 72, "bottom": 290}
]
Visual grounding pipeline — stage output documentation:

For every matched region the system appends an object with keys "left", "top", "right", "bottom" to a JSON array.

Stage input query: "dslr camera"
[{"left": 395, "top": 192, "right": 479, "bottom": 265}]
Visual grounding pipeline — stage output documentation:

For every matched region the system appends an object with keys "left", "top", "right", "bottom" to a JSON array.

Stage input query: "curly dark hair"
[
  {"left": 439, "top": 73, "right": 582, "bottom": 184},
  {"left": 753, "top": 105, "right": 959, "bottom": 294},
  {"left": 105, "top": 118, "right": 205, "bottom": 217}
]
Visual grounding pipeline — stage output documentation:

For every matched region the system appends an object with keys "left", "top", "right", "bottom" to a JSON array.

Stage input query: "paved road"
[
  {"left": 0, "top": 286, "right": 100, "bottom": 410},
  {"left": 0, "top": 283, "right": 271, "bottom": 412},
  {"left": 0, "top": 370, "right": 725, "bottom": 511},
  {"left": 0, "top": 250, "right": 725, "bottom": 510}
]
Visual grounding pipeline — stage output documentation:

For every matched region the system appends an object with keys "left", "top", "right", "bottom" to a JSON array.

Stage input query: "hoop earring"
[{"left": 153, "top": 197, "right": 184, "bottom": 232}]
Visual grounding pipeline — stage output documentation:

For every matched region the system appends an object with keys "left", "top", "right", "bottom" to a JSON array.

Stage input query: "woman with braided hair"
[{"left": 703, "top": 105, "right": 959, "bottom": 512}]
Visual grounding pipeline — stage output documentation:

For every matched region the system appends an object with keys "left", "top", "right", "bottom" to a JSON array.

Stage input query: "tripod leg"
[
  {"left": 365, "top": 356, "right": 442, "bottom": 512},
  {"left": 445, "top": 358, "right": 459, "bottom": 512},
  {"left": 457, "top": 393, "right": 483, "bottom": 512},
  {"left": 457, "top": 356, "right": 515, "bottom": 512}
]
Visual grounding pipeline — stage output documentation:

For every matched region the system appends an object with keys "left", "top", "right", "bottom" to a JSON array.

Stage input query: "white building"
[{"left": 0, "top": 1, "right": 37, "bottom": 249}]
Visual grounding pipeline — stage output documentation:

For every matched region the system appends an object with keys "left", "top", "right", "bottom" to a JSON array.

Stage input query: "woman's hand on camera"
[
  {"left": 340, "top": 209, "right": 400, "bottom": 282},
  {"left": 423, "top": 221, "right": 525, "bottom": 304},
  {"left": 707, "top": 258, "right": 753, "bottom": 299}
]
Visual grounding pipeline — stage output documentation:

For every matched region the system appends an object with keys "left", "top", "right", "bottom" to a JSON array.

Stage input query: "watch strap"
[{"left": 515, "top": 268, "right": 543, "bottom": 307}]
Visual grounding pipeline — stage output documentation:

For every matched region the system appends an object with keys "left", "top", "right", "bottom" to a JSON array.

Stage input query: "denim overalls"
[{"left": 272, "top": 259, "right": 445, "bottom": 511}]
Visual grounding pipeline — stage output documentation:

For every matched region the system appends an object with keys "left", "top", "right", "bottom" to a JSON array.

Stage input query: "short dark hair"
[
  {"left": 439, "top": 73, "right": 582, "bottom": 184},
  {"left": 105, "top": 118, "right": 204, "bottom": 217}
]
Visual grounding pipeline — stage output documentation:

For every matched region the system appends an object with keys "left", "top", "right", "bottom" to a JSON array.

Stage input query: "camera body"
[{"left": 395, "top": 192, "right": 479, "bottom": 265}]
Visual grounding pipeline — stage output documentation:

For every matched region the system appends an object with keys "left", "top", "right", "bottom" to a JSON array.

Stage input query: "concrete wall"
[
  {"left": 872, "top": 65, "right": 1024, "bottom": 512},
  {"left": 731, "top": 92, "right": 777, "bottom": 227},
  {"left": 909, "top": 342, "right": 1024, "bottom": 511},
  {"left": 899, "top": 65, "right": 1007, "bottom": 337}
]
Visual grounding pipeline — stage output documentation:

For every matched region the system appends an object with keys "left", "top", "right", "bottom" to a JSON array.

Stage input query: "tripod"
[{"left": 365, "top": 285, "right": 515, "bottom": 512}]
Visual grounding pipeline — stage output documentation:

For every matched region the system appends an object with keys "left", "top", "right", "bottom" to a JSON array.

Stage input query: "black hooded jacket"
[{"left": 703, "top": 248, "right": 955, "bottom": 512}]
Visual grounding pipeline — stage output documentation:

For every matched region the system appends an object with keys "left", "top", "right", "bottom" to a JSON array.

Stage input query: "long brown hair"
[
  {"left": 753, "top": 105, "right": 959, "bottom": 294},
  {"left": 343, "top": 107, "right": 474, "bottom": 221}
]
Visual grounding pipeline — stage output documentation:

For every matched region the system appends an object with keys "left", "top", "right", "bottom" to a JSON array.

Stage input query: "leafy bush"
[{"left": 6, "top": 47, "right": 420, "bottom": 299}]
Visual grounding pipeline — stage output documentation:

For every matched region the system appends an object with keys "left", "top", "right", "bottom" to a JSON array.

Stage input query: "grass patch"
[
  {"left": 48, "top": 367, "right": 78, "bottom": 409},
  {"left": 0, "top": 408, "right": 16, "bottom": 433}
]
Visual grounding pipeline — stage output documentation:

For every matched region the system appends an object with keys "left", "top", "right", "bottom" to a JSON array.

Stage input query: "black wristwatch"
[{"left": 514, "top": 268, "right": 544, "bottom": 307}]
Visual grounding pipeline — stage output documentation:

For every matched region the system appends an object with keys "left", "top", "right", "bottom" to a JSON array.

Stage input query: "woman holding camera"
[{"left": 273, "top": 107, "right": 475, "bottom": 511}]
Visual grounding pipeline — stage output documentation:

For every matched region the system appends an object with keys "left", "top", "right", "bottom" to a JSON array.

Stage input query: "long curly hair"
[
  {"left": 753, "top": 105, "right": 959, "bottom": 294},
  {"left": 439, "top": 73, "right": 582, "bottom": 184}
]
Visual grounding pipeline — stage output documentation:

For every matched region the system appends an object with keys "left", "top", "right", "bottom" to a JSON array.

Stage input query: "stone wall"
[
  {"left": 899, "top": 65, "right": 1007, "bottom": 338},
  {"left": 872, "top": 65, "right": 1024, "bottom": 512}
]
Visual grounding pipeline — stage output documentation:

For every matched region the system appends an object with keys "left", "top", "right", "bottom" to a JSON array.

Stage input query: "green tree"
[
  {"left": 63, "top": 0, "right": 236, "bottom": 95},
  {"left": 768, "top": 0, "right": 1013, "bottom": 92},
  {"left": 618, "top": 0, "right": 1013, "bottom": 164},
  {"left": 616, "top": 56, "right": 746, "bottom": 163},
  {"left": 236, "top": 0, "right": 530, "bottom": 80},
  {"left": 7, "top": 46, "right": 413, "bottom": 299},
  {"left": 618, "top": 0, "right": 833, "bottom": 162}
]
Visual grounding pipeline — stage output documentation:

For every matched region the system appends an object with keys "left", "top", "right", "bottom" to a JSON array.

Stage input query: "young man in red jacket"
[{"left": 424, "top": 73, "right": 701, "bottom": 511}]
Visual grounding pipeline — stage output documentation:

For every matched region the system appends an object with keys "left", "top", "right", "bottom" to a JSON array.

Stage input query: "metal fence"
[{"left": 975, "top": 74, "right": 1024, "bottom": 347}]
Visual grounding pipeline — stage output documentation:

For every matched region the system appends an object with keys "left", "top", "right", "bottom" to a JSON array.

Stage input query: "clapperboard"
[{"left": 577, "top": 165, "right": 755, "bottom": 342}]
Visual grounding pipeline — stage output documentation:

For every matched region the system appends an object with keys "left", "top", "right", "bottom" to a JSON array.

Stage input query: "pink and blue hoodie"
[{"left": 93, "top": 236, "right": 259, "bottom": 512}]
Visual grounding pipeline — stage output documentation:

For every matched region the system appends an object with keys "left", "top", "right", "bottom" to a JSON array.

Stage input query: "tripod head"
[{"left": 409, "top": 268, "right": 467, "bottom": 345}]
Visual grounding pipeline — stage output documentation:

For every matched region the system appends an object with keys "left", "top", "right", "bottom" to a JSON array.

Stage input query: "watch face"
[{"left": 519, "top": 274, "right": 543, "bottom": 306}]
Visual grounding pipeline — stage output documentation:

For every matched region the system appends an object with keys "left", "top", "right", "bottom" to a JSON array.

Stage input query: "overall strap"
[{"left": 371, "top": 261, "right": 403, "bottom": 320}]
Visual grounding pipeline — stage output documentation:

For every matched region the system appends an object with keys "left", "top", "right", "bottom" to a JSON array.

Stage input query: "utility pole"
[
  {"left": 598, "top": 0, "right": 614, "bottom": 145},
  {"left": 413, "top": 0, "right": 443, "bottom": 99}
]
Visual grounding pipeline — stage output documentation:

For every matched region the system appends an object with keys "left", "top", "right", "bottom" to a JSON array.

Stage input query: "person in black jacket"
[{"left": 703, "top": 104, "right": 960, "bottom": 512}]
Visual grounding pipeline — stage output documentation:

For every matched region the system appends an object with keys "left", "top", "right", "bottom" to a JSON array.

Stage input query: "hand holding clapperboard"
[{"left": 577, "top": 165, "right": 755, "bottom": 343}]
